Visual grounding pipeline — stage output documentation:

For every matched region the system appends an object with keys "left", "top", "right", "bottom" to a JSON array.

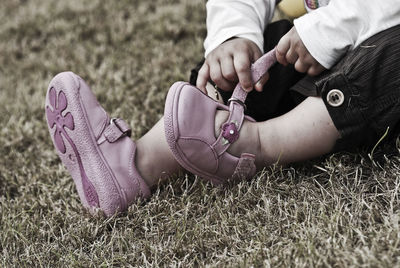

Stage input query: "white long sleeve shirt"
[{"left": 204, "top": 0, "right": 400, "bottom": 69}]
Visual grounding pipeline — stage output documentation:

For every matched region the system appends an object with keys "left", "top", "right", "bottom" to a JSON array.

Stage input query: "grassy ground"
[{"left": 1, "top": 0, "right": 400, "bottom": 266}]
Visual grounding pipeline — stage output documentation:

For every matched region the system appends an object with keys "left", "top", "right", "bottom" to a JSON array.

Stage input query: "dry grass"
[{"left": 1, "top": 0, "right": 400, "bottom": 266}]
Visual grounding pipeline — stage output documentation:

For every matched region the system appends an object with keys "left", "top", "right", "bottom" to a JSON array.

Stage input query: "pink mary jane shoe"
[
  {"left": 164, "top": 49, "right": 277, "bottom": 184},
  {"left": 45, "top": 72, "right": 150, "bottom": 216}
]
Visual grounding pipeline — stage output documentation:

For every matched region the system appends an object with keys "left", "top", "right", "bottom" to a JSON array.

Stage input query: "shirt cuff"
[{"left": 294, "top": 12, "right": 342, "bottom": 69}]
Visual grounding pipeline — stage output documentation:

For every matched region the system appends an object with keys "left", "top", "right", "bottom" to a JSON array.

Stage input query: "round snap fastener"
[{"left": 326, "top": 89, "right": 344, "bottom": 107}]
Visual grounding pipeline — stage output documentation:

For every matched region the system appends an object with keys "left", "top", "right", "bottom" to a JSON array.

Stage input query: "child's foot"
[
  {"left": 163, "top": 49, "right": 277, "bottom": 184},
  {"left": 45, "top": 72, "right": 150, "bottom": 216},
  {"left": 163, "top": 82, "right": 258, "bottom": 184}
]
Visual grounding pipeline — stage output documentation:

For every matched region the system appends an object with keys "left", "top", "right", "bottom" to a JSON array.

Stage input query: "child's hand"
[
  {"left": 276, "top": 26, "right": 325, "bottom": 76},
  {"left": 196, "top": 37, "right": 263, "bottom": 93}
]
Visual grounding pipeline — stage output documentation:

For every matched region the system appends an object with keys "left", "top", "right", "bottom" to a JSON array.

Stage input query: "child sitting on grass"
[{"left": 46, "top": 0, "right": 400, "bottom": 216}]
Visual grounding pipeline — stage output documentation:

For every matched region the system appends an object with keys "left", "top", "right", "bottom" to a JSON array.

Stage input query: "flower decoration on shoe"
[
  {"left": 45, "top": 72, "right": 154, "bottom": 216},
  {"left": 46, "top": 87, "right": 75, "bottom": 154},
  {"left": 46, "top": 86, "right": 100, "bottom": 208},
  {"left": 221, "top": 121, "right": 239, "bottom": 144}
]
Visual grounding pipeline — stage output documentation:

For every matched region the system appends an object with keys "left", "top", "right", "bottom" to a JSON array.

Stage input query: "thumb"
[
  {"left": 254, "top": 72, "right": 269, "bottom": 92},
  {"left": 252, "top": 47, "right": 263, "bottom": 63}
]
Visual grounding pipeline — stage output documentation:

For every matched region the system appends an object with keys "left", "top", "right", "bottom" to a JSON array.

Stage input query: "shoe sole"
[{"left": 45, "top": 72, "right": 125, "bottom": 216}]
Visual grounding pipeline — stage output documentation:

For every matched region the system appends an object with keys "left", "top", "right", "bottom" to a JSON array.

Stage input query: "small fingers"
[
  {"left": 308, "top": 64, "right": 326, "bottom": 76},
  {"left": 251, "top": 46, "right": 263, "bottom": 63},
  {"left": 255, "top": 72, "right": 269, "bottom": 92},
  {"left": 209, "top": 60, "right": 235, "bottom": 91},
  {"left": 276, "top": 48, "right": 288, "bottom": 66},
  {"left": 220, "top": 56, "right": 238, "bottom": 83},
  {"left": 276, "top": 36, "right": 290, "bottom": 66},
  {"left": 285, "top": 48, "right": 299, "bottom": 65},
  {"left": 196, "top": 63, "right": 210, "bottom": 94},
  {"left": 294, "top": 59, "right": 311, "bottom": 73},
  {"left": 294, "top": 58, "right": 325, "bottom": 76},
  {"left": 233, "top": 53, "right": 253, "bottom": 91}
]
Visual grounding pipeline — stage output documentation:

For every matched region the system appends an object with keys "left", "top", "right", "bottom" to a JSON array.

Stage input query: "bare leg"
[
  {"left": 135, "top": 119, "right": 182, "bottom": 188},
  {"left": 256, "top": 96, "right": 340, "bottom": 165},
  {"left": 215, "top": 96, "right": 341, "bottom": 168},
  {"left": 136, "top": 92, "right": 340, "bottom": 187}
]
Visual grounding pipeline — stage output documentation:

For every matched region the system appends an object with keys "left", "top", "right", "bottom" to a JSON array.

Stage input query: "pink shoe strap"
[
  {"left": 232, "top": 153, "right": 257, "bottom": 181},
  {"left": 213, "top": 48, "right": 277, "bottom": 156},
  {"left": 231, "top": 48, "right": 277, "bottom": 104},
  {"left": 98, "top": 118, "right": 132, "bottom": 144}
]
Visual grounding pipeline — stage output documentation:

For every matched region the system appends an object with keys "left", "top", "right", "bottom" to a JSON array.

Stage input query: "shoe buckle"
[
  {"left": 111, "top": 118, "right": 132, "bottom": 137},
  {"left": 227, "top": 97, "right": 247, "bottom": 111}
]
